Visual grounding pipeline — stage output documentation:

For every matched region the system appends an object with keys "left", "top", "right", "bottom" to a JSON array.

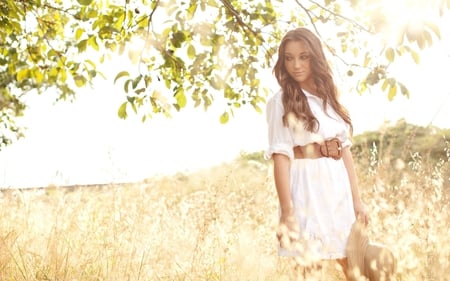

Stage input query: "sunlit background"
[{"left": 0, "top": 1, "right": 449, "bottom": 188}]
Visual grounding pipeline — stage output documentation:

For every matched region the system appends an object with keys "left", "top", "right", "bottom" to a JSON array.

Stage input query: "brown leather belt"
[{"left": 293, "top": 138, "right": 342, "bottom": 160}]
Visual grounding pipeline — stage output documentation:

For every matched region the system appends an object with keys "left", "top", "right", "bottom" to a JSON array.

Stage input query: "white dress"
[{"left": 265, "top": 89, "right": 356, "bottom": 260}]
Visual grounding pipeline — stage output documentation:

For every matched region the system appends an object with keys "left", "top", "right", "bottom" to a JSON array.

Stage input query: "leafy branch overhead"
[{"left": 1, "top": 0, "right": 449, "bottom": 148}]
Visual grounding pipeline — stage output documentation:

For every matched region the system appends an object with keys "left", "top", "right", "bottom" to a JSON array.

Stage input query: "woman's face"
[{"left": 284, "top": 40, "right": 313, "bottom": 87}]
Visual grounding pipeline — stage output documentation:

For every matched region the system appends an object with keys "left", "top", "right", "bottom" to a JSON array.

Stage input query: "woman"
[{"left": 265, "top": 27, "right": 369, "bottom": 279}]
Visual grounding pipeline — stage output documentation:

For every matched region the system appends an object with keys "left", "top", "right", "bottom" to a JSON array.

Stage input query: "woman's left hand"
[{"left": 353, "top": 200, "right": 369, "bottom": 225}]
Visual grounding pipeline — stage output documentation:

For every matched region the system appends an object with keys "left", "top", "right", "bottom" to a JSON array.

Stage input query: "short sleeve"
[
  {"left": 341, "top": 136, "right": 352, "bottom": 148},
  {"left": 264, "top": 92, "right": 294, "bottom": 160},
  {"left": 335, "top": 120, "right": 352, "bottom": 148},
  {"left": 342, "top": 138, "right": 352, "bottom": 148}
]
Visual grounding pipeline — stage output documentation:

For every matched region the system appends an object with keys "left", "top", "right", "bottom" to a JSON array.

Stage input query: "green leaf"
[
  {"left": 131, "top": 102, "right": 138, "bottom": 114},
  {"left": 132, "top": 75, "right": 142, "bottom": 89},
  {"left": 84, "top": 59, "right": 96, "bottom": 69},
  {"left": 78, "top": 39, "right": 88, "bottom": 52},
  {"left": 60, "top": 69, "right": 67, "bottom": 82},
  {"left": 105, "top": 41, "right": 117, "bottom": 51},
  {"left": 88, "top": 36, "right": 99, "bottom": 51},
  {"left": 219, "top": 111, "right": 229, "bottom": 124},
  {"left": 118, "top": 102, "right": 128, "bottom": 119},
  {"left": 423, "top": 30, "right": 433, "bottom": 47},
  {"left": 174, "top": 88, "right": 187, "bottom": 109},
  {"left": 398, "top": 82, "right": 410, "bottom": 98},
  {"left": 187, "top": 44, "right": 195, "bottom": 59},
  {"left": 363, "top": 52, "right": 371, "bottom": 67},
  {"left": 87, "top": 70, "right": 96, "bottom": 78},
  {"left": 236, "top": 64, "right": 246, "bottom": 78},
  {"left": 87, "top": 9, "right": 98, "bottom": 19},
  {"left": 16, "top": 69, "right": 29, "bottom": 82},
  {"left": 135, "top": 88, "right": 146, "bottom": 95},
  {"left": 387, "top": 85, "right": 397, "bottom": 101},
  {"left": 250, "top": 78, "right": 260, "bottom": 88},
  {"left": 252, "top": 103, "right": 262, "bottom": 113},
  {"left": 33, "top": 68, "right": 44, "bottom": 84},
  {"left": 114, "top": 71, "right": 129, "bottom": 84},
  {"left": 187, "top": 2, "right": 198, "bottom": 19},
  {"left": 411, "top": 50, "right": 420, "bottom": 64},
  {"left": 74, "top": 75, "right": 86, "bottom": 87},
  {"left": 75, "top": 28, "right": 84, "bottom": 40},
  {"left": 381, "top": 79, "right": 388, "bottom": 91},
  {"left": 47, "top": 49, "right": 59, "bottom": 59},
  {"left": 211, "top": 75, "right": 223, "bottom": 90},
  {"left": 77, "top": 0, "right": 93, "bottom": 5},
  {"left": 357, "top": 81, "right": 367, "bottom": 94},
  {"left": 171, "top": 31, "right": 186, "bottom": 48},
  {"left": 425, "top": 21, "right": 441, "bottom": 39},
  {"left": 164, "top": 78, "right": 171, "bottom": 89},
  {"left": 385, "top": 47, "right": 395, "bottom": 63},
  {"left": 49, "top": 68, "right": 59, "bottom": 81},
  {"left": 417, "top": 34, "right": 425, "bottom": 49},
  {"left": 124, "top": 80, "right": 131, "bottom": 93}
]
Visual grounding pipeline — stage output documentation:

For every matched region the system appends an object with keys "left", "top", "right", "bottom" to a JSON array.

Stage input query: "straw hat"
[{"left": 346, "top": 220, "right": 396, "bottom": 281}]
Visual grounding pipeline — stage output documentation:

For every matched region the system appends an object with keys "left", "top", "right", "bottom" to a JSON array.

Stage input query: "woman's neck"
[
  {"left": 301, "top": 83, "right": 317, "bottom": 97},
  {"left": 299, "top": 77, "right": 316, "bottom": 95}
]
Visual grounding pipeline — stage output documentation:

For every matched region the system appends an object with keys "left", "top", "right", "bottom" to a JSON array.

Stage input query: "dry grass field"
[{"left": 0, "top": 144, "right": 449, "bottom": 280}]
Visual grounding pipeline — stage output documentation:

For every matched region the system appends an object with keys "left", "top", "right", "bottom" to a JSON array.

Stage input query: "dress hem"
[{"left": 278, "top": 248, "right": 347, "bottom": 260}]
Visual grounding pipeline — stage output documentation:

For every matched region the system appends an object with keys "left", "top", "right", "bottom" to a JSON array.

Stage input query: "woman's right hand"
[
  {"left": 277, "top": 209, "right": 299, "bottom": 248},
  {"left": 272, "top": 153, "right": 298, "bottom": 248}
]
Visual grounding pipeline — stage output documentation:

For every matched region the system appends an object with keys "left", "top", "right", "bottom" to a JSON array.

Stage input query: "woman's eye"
[
  {"left": 285, "top": 57, "right": 293, "bottom": 61},
  {"left": 300, "top": 55, "right": 310, "bottom": 61}
]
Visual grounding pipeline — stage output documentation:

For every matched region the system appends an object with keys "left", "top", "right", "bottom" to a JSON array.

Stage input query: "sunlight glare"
[{"left": 378, "top": 0, "right": 439, "bottom": 44}]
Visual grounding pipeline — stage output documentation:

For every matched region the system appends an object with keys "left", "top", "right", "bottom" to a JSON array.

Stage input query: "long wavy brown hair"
[{"left": 273, "top": 27, "right": 353, "bottom": 135}]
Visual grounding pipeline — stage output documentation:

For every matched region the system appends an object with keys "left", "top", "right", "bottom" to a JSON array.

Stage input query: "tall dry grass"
[{"left": 0, "top": 142, "right": 449, "bottom": 280}]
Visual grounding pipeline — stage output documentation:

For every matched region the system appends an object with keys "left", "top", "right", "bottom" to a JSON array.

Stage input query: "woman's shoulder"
[
  {"left": 266, "top": 89, "right": 284, "bottom": 116},
  {"left": 267, "top": 88, "right": 283, "bottom": 105}
]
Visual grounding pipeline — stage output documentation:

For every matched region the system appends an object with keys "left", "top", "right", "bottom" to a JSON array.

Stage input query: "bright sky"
[{"left": 0, "top": 2, "right": 449, "bottom": 188}]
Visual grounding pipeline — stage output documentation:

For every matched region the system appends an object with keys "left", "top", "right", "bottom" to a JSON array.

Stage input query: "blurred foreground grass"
[{"left": 0, "top": 143, "right": 449, "bottom": 280}]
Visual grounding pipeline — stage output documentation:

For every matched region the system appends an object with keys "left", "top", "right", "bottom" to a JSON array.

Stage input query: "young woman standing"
[{"left": 265, "top": 27, "right": 369, "bottom": 280}]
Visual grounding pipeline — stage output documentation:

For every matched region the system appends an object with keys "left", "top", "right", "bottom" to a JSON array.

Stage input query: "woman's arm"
[
  {"left": 273, "top": 153, "right": 299, "bottom": 245},
  {"left": 273, "top": 153, "right": 293, "bottom": 216},
  {"left": 341, "top": 146, "right": 370, "bottom": 225}
]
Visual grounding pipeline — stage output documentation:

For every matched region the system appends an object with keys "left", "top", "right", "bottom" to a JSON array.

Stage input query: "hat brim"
[
  {"left": 346, "top": 220, "right": 369, "bottom": 279},
  {"left": 364, "top": 243, "right": 396, "bottom": 280}
]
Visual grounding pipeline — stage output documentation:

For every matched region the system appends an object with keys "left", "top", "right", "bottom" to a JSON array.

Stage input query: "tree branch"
[
  {"left": 218, "top": 0, "right": 264, "bottom": 42},
  {"left": 137, "top": 0, "right": 160, "bottom": 73},
  {"left": 295, "top": 0, "right": 364, "bottom": 69},
  {"left": 220, "top": 0, "right": 267, "bottom": 51},
  {"left": 127, "top": 0, "right": 160, "bottom": 31},
  {"left": 217, "top": 0, "right": 277, "bottom": 68},
  {"left": 308, "top": 0, "right": 373, "bottom": 34},
  {"left": 43, "top": 3, "right": 77, "bottom": 18}
]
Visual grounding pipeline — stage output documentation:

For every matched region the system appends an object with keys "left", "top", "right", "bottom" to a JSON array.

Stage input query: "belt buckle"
[{"left": 320, "top": 138, "right": 342, "bottom": 160}]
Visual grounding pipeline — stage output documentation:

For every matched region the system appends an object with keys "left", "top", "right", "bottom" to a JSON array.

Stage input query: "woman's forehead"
[{"left": 284, "top": 40, "right": 309, "bottom": 54}]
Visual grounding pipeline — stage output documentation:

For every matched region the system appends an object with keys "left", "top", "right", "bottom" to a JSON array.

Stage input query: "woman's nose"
[{"left": 294, "top": 58, "right": 302, "bottom": 68}]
